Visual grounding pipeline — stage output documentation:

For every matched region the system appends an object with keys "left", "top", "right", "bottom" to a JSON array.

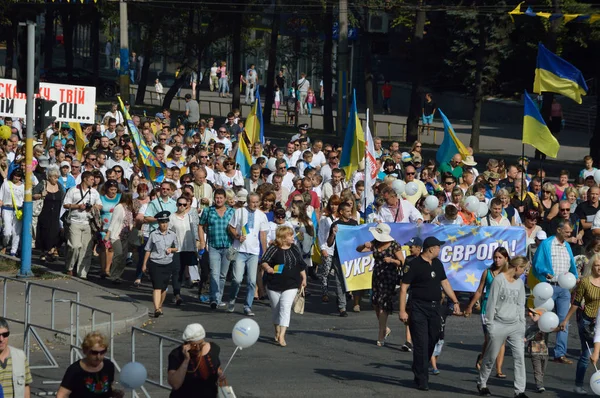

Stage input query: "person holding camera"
[{"left": 63, "top": 171, "right": 102, "bottom": 279}]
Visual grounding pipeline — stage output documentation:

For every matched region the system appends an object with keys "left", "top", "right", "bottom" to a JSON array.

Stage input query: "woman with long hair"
[
  {"left": 91, "top": 169, "right": 105, "bottom": 191},
  {"left": 261, "top": 191, "right": 276, "bottom": 222},
  {"left": 105, "top": 192, "right": 134, "bottom": 284},
  {"left": 560, "top": 253, "right": 600, "bottom": 394},
  {"left": 99, "top": 180, "right": 121, "bottom": 278},
  {"left": 34, "top": 166, "right": 65, "bottom": 262},
  {"left": 261, "top": 226, "right": 307, "bottom": 347},
  {"left": 168, "top": 323, "right": 225, "bottom": 397},
  {"left": 288, "top": 198, "right": 314, "bottom": 273},
  {"left": 465, "top": 247, "right": 510, "bottom": 378},
  {"left": 495, "top": 188, "right": 521, "bottom": 226},
  {"left": 540, "top": 182, "right": 559, "bottom": 229},
  {"left": 357, "top": 223, "right": 404, "bottom": 346},
  {"left": 318, "top": 195, "right": 341, "bottom": 302},
  {"left": 112, "top": 166, "right": 129, "bottom": 191},
  {"left": 57, "top": 332, "right": 122, "bottom": 398},
  {"left": 477, "top": 256, "right": 528, "bottom": 398},
  {"left": 216, "top": 158, "right": 243, "bottom": 189}
]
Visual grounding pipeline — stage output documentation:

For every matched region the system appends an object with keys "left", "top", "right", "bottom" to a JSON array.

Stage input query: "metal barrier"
[
  {"left": 131, "top": 326, "right": 183, "bottom": 397},
  {"left": 1, "top": 276, "right": 28, "bottom": 327}
]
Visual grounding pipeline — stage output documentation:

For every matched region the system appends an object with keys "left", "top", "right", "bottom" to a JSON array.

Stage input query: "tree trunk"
[
  {"left": 136, "top": 45, "right": 153, "bottom": 105},
  {"left": 362, "top": 24, "right": 374, "bottom": 133},
  {"left": 5, "top": 20, "right": 16, "bottom": 78},
  {"left": 231, "top": 14, "right": 242, "bottom": 111},
  {"left": 406, "top": 0, "right": 426, "bottom": 144},
  {"left": 263, "top": 0, "right": 280, "bottom": 126},
  {"left": 322, "top": 1, "right": 334, "bottom": 133},
  {"left": 61, "top": 9, "right": 74, "bottom": 74},
  {"left": 590, "top": 67, "right": 600, "bottom": 165},
  {"left": 91, "top": 6, "right": 100, "bottom": 88},
  {"left": 44, "top": 5, "right": 54, "bottom": 70},
  {"left": 470, "top": 12, "right": 486, "bottom": 153}
]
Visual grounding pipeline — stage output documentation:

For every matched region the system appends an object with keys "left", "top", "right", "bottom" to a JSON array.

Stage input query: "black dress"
[
  {"left": 371, "top": 240, "right": 401, "bottom": 314},
  {"left": 35, "top": 185, "right": 64, "bottom": 252}
]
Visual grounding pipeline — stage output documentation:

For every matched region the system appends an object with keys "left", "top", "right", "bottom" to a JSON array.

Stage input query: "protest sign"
[
  {"left": 336, "top": 223, "right": 526, "bottom": 292},
  {"left": 0, "top": 79, "right": 96, "bottom": 123}
]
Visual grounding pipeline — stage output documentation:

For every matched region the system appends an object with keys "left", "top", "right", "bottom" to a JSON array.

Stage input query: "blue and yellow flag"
[
  {"left": 272, "top": 264, "right": 285, "bottom": 274},
  {"left": 241, "top": 223, "right": 250, "bottom": 236},
  {"left": 523, "top": 91, "right": 560, "bottom": 158},
  {"left": 244, "top": 88, "right": 263, "bottom": 145},
  {"left": 533, "top": 43, "right": 588, "bottom": 104},
  {"left": 435, "top": 109, "right": 470, "bottom": 165},
  {"left": 69, "top": 122, "right": 87, "bottom": 161},
  {"left": 117, "top": 96, "right": 166, "bottom": 183},
  {"left": 256, "top": 85, "right": 264, "bottom": 144},
  {"left": 339, "top": 90, "right": 365, "bottom": 181}
]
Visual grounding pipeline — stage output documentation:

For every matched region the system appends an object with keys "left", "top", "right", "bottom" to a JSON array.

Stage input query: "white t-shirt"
[
  {"left": 169, "top": 213, "right": 196, "bottom": 252},
  {"left": 229, "top": 208, "right": 269, "bottom": 255},
  {"left": 214, "top": 136, "right": 232, "bottom": 155},
  {"left": 217, "top": 171, "right": 244, "bottom": 189},
  {"left": 63, "top": 186, "right": 102, "bottom": 225},
  {"left": 0, "top": 181, "right": 24, "bottom": 207},
  {"left": 310, "top": 151, "right": 326, "bottom": 168}
]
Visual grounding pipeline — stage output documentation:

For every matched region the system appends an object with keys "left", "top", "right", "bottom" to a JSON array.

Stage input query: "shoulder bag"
[
  {"left": 8, "top": 182, "right": 23, "bottom": 221},
  {"left": 60, "top": 187, "right": 90, "bottom": 227},
  {"left": 33, "top": 181, "right": 47, "bottom": 217}
]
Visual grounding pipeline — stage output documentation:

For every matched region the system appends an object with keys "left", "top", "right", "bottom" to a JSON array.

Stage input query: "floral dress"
[{"left": 371, "top": 240, "right": 401, "bottom": 313}]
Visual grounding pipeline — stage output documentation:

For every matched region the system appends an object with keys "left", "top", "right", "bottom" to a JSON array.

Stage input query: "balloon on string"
[
  {"left": 120, "top": 362, "right": 147, "bottom": 389},
  {"left": 266, "top": 158, "right": 277, "bottom": 172},
  {"left": 424, "top": 196, "right": 439, "bottom": 212},
  {"left": 538, "top": 311, "right": 559, "bottom": 333},
  {"left": 232, "top": 318, "right": 260, "bottom": 349},
  {"left": 391, "top": 180, "right": 406, "bottom": 196},
  {"left": 405, "top": 182, "right": 419, "bottom": 196},
  {"left": 558, "top": 272, "right": 577, "bottom": 290},
  {"left": 532, "top": 282, "right": 553, "bottom": 301},
  {"left": 533, "top": 297, "right": 554, "bottom": 312},
  {"left": 464, "top": 196, "right": 479, "bottom": 213},
  {"left": 477, "top": 202, "right": 488, "bottom": 218},
  {"left": 590, "top": 370, "right": 600, "bottom": 395},
  {"left": 0, "top": 125, "right": 10, "bottom": 140},
  {"left": 594, "top": 169, "right": 600, "bottom": 185}
]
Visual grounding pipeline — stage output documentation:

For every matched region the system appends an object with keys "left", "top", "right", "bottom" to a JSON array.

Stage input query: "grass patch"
[{"left": 0, "top": 261, "right": 62, "bottom": 280}]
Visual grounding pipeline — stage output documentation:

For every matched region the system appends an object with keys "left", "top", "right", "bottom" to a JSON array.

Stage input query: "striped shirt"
[
  {"left": 199, "top": 206, "right": 234, "bottom": 249},
  {"left": 574, "top": 276, "right": 600, "bottom": 319},
  {"left": 0, "top": 353, "right": 33, "bottom": 398},
  {"left": 550, "top": 238, "right": 571, "bottom": 282}
]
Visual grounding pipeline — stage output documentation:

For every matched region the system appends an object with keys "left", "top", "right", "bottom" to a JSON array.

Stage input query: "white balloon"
[
  {"left": 267, "top": 158, "right": 277, "bottom": 172},
  {"left": 532, "top": 282, "right": 553, "bottom": 301},
  {"left": 464, "top": 196, "right": 479, "bottom": 213},
  {"left": 232, "top": 318, "right": 260, "bottom": 349},
  {"left": 477, "top": 202, "right": 488, "bottom": 218},
  {"left": 594, "top": 169, "right": 600, "bottom": 185},
  {"left": 392, "top": 180, "right": 406, "bottom": 196},
  {"left": 538, "top": 311, "right": 559, "bottom": 333},
  {"left": 533, "top": 297, "right": 555, "bottom": 312},
  {"left": 558, "top": 272, "right": 577, "bottom": 290},
  {"left": 590, "top": 370, "right": 600, "bottom": 395},
  {"left": 405, "top": 182, "right": 419, "bottom": 196},
  {"left": 120, "top": 362, "right": 147, "bottom": 389},
  {"left": 424, "top": 196, "right": 439, "bottom": 211}
]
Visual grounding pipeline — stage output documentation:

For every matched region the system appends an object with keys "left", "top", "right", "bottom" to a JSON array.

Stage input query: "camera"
[{"left": 85, "top": 203, "right": 92, "bottom": 211}]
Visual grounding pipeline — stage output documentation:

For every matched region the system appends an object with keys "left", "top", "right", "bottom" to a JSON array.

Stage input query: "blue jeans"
[
  {"left": 129, "top": 69, "right": 135, "bottom": 83},
  {"left": 552, "top": 284, "right": 571, "bottom": 358},
  {"left": 135, "top": 237, "right": 149, "bottom": 281},
  {"left": 208, "top": 245, "right": 231, "bottom": 304},
  {"left": 228, "top": 252, "right": 258, "bottom": 310},
  {"left": 576, "top": 315, "right": 594, "bottom": 387},
  {"left": 219, "top": 78, "right": 229, "bottom": 94}
]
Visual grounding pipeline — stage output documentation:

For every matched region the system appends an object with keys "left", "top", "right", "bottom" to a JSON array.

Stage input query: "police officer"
[
  {"left": 399, "top": 237, "right": 461, "bottom": 391},
  {"left": 142, "top": 210, "right": 179, "bottom": 318},
  {"left": 290, "top": 124, "right": 310, "bottom": 144}
]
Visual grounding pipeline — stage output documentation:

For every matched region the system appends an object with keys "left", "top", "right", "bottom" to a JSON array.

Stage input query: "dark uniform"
[{"left": 402, "top": 238, "right": 448, "bottom": 390}]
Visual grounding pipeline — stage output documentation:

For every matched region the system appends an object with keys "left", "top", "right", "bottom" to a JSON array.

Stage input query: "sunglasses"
[
  {"left": 560, "top": 208, "right": 570, "bottom": 211},
  {"left": 177, "top": 203, "right": 187, "bottom": 207},
  {"left": 415, "top": 145, "right": 422, "bottom": 148},
  {"left": 406, "top": 172, "right": 415, "bottom": 176},
  {"left": 90, "top": 348, "right": 107, "bottom": 356},
  {"left": 329, "top": 156, "right": 338, "bottom": 160},
  {"left": 0, "top": 331, "right": 9, "bottom": 338},
  {"left": 275, "top": 214, "right": 286, "bottom": 219},
  {"left": 444, "top": 181, "right": 454, "bottom": 185},
  {"left": 199, "top": 156, "right": 209, "bottom": 159}
]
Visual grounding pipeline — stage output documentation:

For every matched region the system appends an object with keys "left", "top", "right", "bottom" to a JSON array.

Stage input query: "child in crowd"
[
  {"left": 306, "top": 88, "right": 317, "bottom": 115},
  {"left": 274, "top": 86, "right": 282, "bottom": 117},
  {"left": 429, "top": 294, "right": 457, "bottom": 375},
  {"left": 580, "top": 155, "right": 597, "bottom": 180},
  {"left": 526, "top": 308, "right": 549, "bottom": 393}
]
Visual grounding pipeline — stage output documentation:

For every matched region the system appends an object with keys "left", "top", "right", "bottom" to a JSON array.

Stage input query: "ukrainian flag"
[
  {"left": 339, "top": 90, "right": 365, "bottom": 181},
  {"left": 117, "top": 96, "right": 166, "bottom": 183},
  {"left": 241, "top": 223, "right": 250, "bottom": 236},
  {"left": 69, "top": 122, "right": 87, "bottom": 161},
  {"left": 533, "top": 43, "right": 588, "bottom": 104},
  {"left": 272, "top": 264, "right": 285, "bottom": 274},
  {"left": 523, "top": 90, "right": 560, "bottom": 158},
  {"left": 435, "top": 109, "right": 470, "bottom": 165}
]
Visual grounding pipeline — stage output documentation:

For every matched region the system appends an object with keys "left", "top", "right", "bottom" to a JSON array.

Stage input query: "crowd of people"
[{"left": 0, "top": 97, "right": 600, "bottom": 397}]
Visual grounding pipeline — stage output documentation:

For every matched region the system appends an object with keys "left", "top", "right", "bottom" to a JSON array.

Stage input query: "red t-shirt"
[
  {"left": 286, "top": 190, "right": 321, "bottom": 209},
  {"left": 382, "top": 84, "right": 392, "bottom": 99}
]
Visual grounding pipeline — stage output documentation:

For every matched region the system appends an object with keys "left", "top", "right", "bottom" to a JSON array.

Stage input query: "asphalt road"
[{"left": 29, "top": 259, "right": 595, "bottom": 398}]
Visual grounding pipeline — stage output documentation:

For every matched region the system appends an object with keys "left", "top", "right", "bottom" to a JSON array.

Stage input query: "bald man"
[{"left": 438, "top": 153, "right": 463, "bottom": 181}]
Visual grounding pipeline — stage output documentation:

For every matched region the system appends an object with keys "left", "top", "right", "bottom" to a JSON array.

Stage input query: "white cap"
[
  {"left": 182, "top": 323, "right": 206, "bottom": 342},
  {"left": 235, "top": 188, "right": 248, "bottom": 203},
  {"left": 536, "top": 230, "right": 548, "bottom": 240},
  {"left": 60, "top": 161, "right": 71, "bottom": 171}
]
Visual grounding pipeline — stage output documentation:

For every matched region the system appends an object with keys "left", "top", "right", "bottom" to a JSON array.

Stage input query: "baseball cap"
[
  {"left": 422, "top": 236, "right": 446, "bottom": 250},
  {"left": 404, "top": 237, "right": 423, "bottom": 247}
]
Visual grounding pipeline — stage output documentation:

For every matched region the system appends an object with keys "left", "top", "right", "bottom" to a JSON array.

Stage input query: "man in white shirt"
[
  {"left": 103, "top": 118, "right": 117, "bottom": 140},
  {"left": 226, "top": 192, "right": 268, "bottom": 316},
  {"left": 403, "top": 164, "right": 428, "bottom": 205},
  {"left": 63, "top": 171, "right": 102, "bottom": 279},
  {"left": 321, "top": 168, "right": 348, "bottom": 205},
  {"left": 309, "top": 140, "right": 326, "bottom": 170},
  {"left": 103, "top": 103, "right": 124, "bottom": 125},
  {"left": 209, "top": 62, "right": 219, "bottom": 91},
  {"left": 282, "top": 142, "right": 300, "bottom": 168},
  {"left": 320, "top": 150, "right": 340, "bottom": 185},
  {"left": 272, "top": 173, "right": 290, "bottom": 205},
  {"left": 244, "top": 64, "right": 258, "bottom": 104},
  {"left": 479, "top": 198, "right": 511, "bottom": 226},
  {"left": 297, "top": 73, "right": 310, "bottom": 114},
  {"left": 376, "top": 186, "right": 423, "bottom": 224},
  {"left": 267, "top": 160, "right": 294, "bottom": 192},
  {"left": 214, "top": 127, "right": 232, "bottom": 155},
  {"left": 105, "top": 146, "right": 133, "bottom": 178}
]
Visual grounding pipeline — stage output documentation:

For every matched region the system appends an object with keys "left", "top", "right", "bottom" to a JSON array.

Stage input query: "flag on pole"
[
  {"left": 69, "top": 122, "right": 87, "bottom": 161},
  {"left": 244, "top": 87, "right": 263, "bottom": 145},
  {"left": 117, "top": 96, "right": 166, "bottom": 183},
  {"left": 363, "top": 109, "right": 377, "bottom": 209},
  {"left": 533, "top": 43, "right": 588, "bottom": 104},
  {"left": 522, "top": 90, "right": 560, "bottom": 158},
  {"left": 339, "top": 90, "right": 365, "bottom": 181},
  {"left": 436, "top": 109, "right": 470, "bottom": 165},
  {"left": 256, "top": 85, "right": 264, "bottom": 144}
]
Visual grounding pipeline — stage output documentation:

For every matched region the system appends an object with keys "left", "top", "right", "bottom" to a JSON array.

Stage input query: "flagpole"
[
  {"left": 364, "top": 109, "right": 369, "bottom": 224},
  {"left": 521, "top": 143, "right": 526, "bottom": 204}
]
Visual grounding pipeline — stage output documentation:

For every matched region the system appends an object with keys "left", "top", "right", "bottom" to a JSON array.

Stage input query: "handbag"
[
  {"left": 61, "top": 187, "right": 90, "bottom": 227},
  {"left": 293, "top": 286, "right": 305, "bottom": 315},
  {"left": 33, "top": 181, "right": 46, "bottom": 217},
  {"left": 8, "top": 182, "right": 23, "bottom": 221},
  {"left": 217, "top": 379, "right": 236, "bottom": 398}
]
